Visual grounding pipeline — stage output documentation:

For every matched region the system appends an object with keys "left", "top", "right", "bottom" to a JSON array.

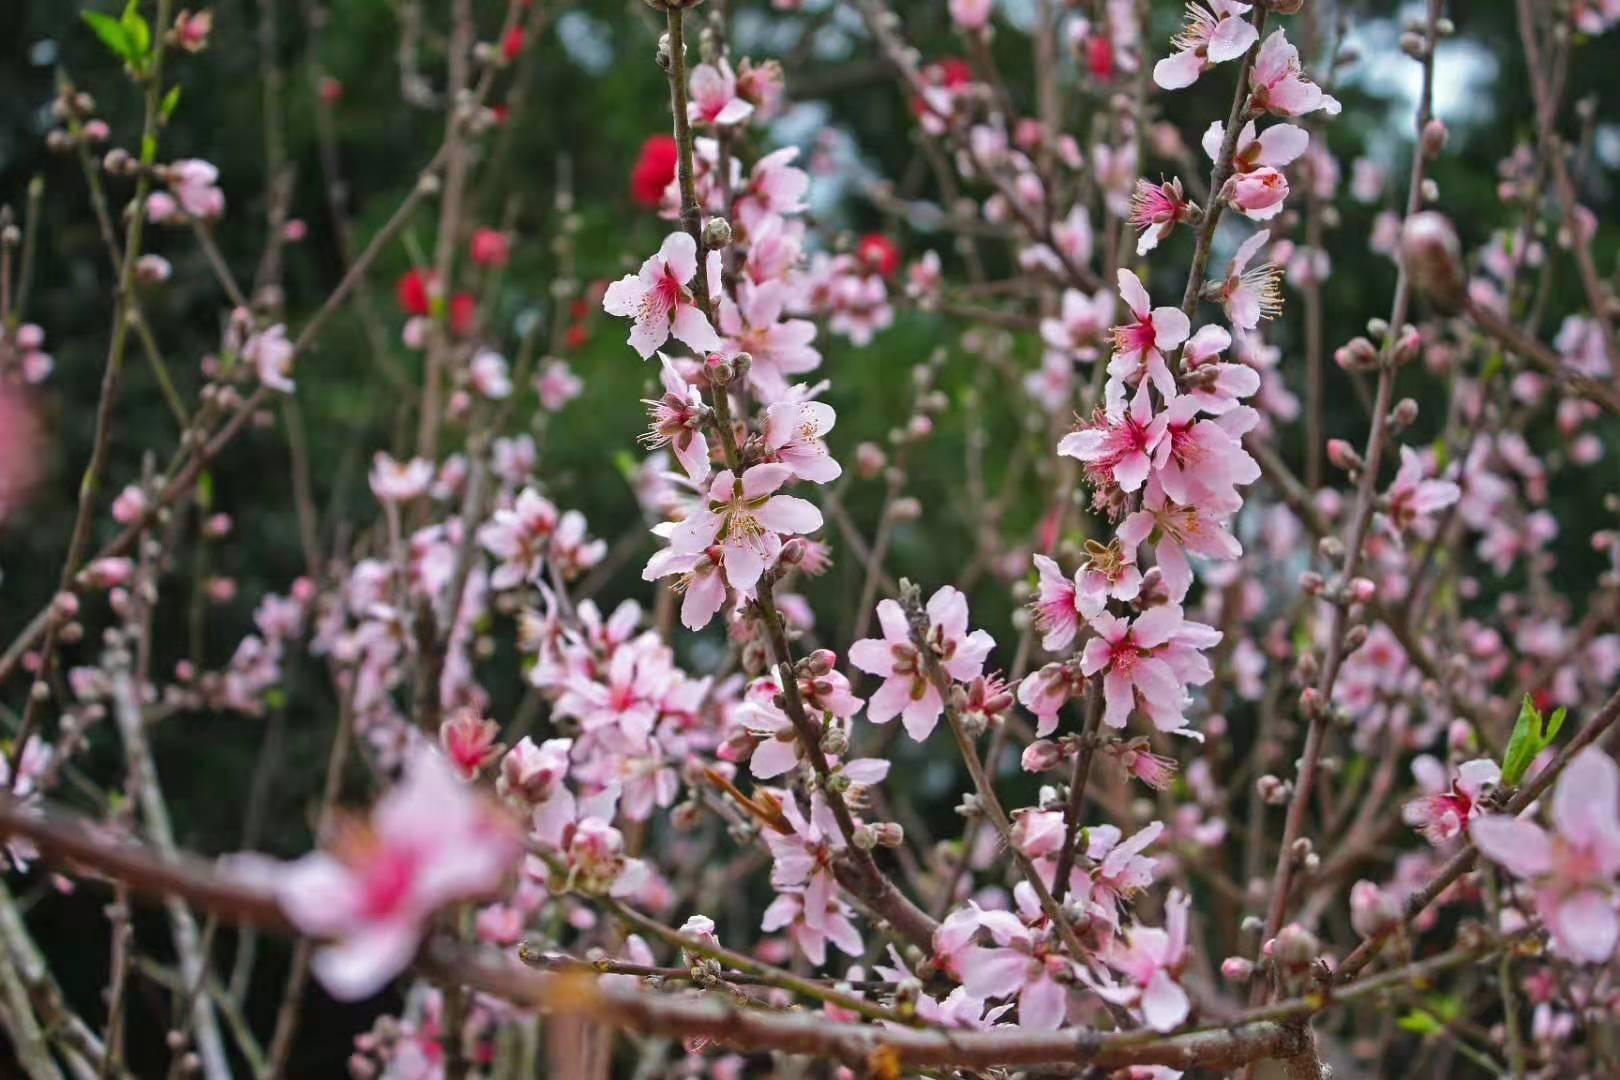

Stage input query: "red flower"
[
  {"left": 565, "top": 325, "right": 589, "bottom": 351},
  {"left": 470, "top": 228, "right": 512, "bottom": 268},
  {"left": 857, "top": 234, "right": 900, "bottom": 278},
  {"left": 396, "top": 269, "right": 435, "bottom": 316},
  {"left": 1087, "top": 36, "right": 1116, "bottom": 82},
  {"left": 631, "top": 135, "right": 679, "bottom": 209},
  {"left": 502, "top": 27, "right": 525, "bottom": 63},
  {"left": 320, "top": 77, "right": 343, "bottom": 106},
  {"left": 450, "top": 293, "right": 477, "bottom": 337}
]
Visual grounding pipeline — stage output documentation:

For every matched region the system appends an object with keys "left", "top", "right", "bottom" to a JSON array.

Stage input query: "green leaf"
[
  {"left": 1502, "top": 694, "right": 1543, "bottom": 786},
  {"left": 160, "top": 85, "right": 182, "bottom": 122},
  {"left": 1546, "top": 706, "right": 1567, "bottom": 744},
  {"left": 1397, "top": 1009, "right": 1443, "bottom": 1035},
  {"left": 120, "top": 6, "right": 152, "bottom": 61},
  {"left": 82, "top": 11, "right": 133, "bottom": 61}
]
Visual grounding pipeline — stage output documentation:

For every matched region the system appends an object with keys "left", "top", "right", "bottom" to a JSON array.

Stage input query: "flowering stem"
[
  {"left": 1255, "top": 0, "right": 1444, "bottom": 978},
  {"left": 1174, "top": 9, "right": 1267, "bottom": 332},
  {"left": 754, "top": 587, "right": 940, "bottom": 953},
  {"left": 1050, "top": 685, "right": 1103, "bottom": 905},
  {"left": 901, "top": 592, "right": 1090, "bottom": 962}
]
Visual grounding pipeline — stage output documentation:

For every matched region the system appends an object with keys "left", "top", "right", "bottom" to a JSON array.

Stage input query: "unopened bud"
[
  {"left": 1221, "top": 956, "right": 1255, "bottom": 982},
  {"left": 1392, "top": 326, "right": 1423, "bottom": 367},
  {"left": 1334, "top": 335, "right": 1380, "bottom": 371},
  {"left": 1399, "top": 31, "right": 1427, "bottom": 59},
  {"left": 855, "top": 442, "right": 886, "bottom": 478},
  {"left": 1389, "top": 397, "right": 1420, "bottom": 429},
  {"left": 872, "top": 822, "right": 905, "bottom": 848},
  {"left": 1257, "top": 774, "right": 1290, "bottom": 805},
  {"left": 1298, "top": 570, "right": 1325, "bottom": 595},
  {"left": 853, "top": 824, "right": 879, "bottom": 850},
  {"left": 1348, "top": 578, "right": 1376, "bottom": 603},
  {"left": 1325, "top": 439, "right": 1362, "bottom": 472},
  {"left": 779, "top": 538, "right": 805, "bottom": 565},
  {"left": 889, "top": 497, "right": 922, "bottom": 522},
  {"left": 1274, "top": 923, "right": 1321, "bottom": 968},
  {"left": 1021, "top": 739, "right": 1064, "bottom": 773},
  {"left": 702, "top": 217, "right": 732, "bottom": 248},
  {"left": 1300, "top": 686, "right": 1324, "bottom": 718},
  {"left": 1400, "top": 212, "right": 1466, "bottom": 315},
  {"left": 1420, "top": 118, "right": 1449, "bottom": 159},
  {"left": 804, "top": 649, "right": 836, "bottom": 676},
  {"left": 820, "top": 727, "right": 849, "bottom": 756}
]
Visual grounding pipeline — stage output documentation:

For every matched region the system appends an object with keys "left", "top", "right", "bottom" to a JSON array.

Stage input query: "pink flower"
[
  {"left": 949, "top": 0, "right": 994, "bottom": 31},
  {"left": 641, "top": 354, "right": 712, "bottom": 483},
  {"left": 111, "top": 485, "right": 148, "bottom": 525},
  {"left": 1075, "top": 539, "right": 1145, "bottom": 617},
  {"left": 1382, "top": 445, "right": 1460, "bottom": 537},
  {"left": 718, "top": 280, "right": 821, "bottom": 401},
  {"left": 689, "top": 59, "right": 755, "bottom": 127},
  {"left": 535, "top": 359, "right": 583, "bottom": 412},
  {"left": 1091, "top": 890, "right": 1191, "bottom": 1031},
  {"left": 763, "top": 398, "right": 841, "bottom": 484},
  {"left": 954, "top": 885, "right": 1075, "bottom": 1030},
  {"left": 478, "top": 488, "right": 558, "bottom": 590},
  {"left": 1058, "top": 382, "right": 1166, "bottom": 496},
  {"left": 1403, "top": 758, "right": 1500, "bottom": 846},
  {"left": 1152, "top": 2, "right": 1257, "bottom": 90},
  {"left": 1471, "top": 748, "right": 1620, "bottom": 962},
  {"left": 469, "top": 228, "right": 511, "bottom": 268},
  {"left": 849, "top": 586, "right": 994, "bottom": 741},
  {"left": 1180, "top": 324, "right": 1260, "bottom": 414},
  {"left": 1248, "top": 30, "right": 1341, "bottom": 117},
  {"left": 735, "top": 147, "right": 810, "bottom": 232},
  {"left": 1117, "top": 478, "right": 1242, "bottom": 602},
  {"left": 1082, "top": 605, "right": 1218, "bottom": 733},
  {"left": 469, "top": 349, "right": 513, "bottom": 400},
  {"left": 762, "top": 892, "right": 865, "bottom": 966},
  {"left": 440, "top": 708, "right": 503, "bottom": 779},
  {"left": 1220, "top": 230, "right": 1284, "bottom": 331},
  {"left": 168, "top": 158, "right": 226, "bottom": 219},
  {"left": 1085, "top": 821, "right": 1166, "bottom": 916},
  {"left": 275, "top": 746, "right": 521, "bottom": 1000},
  {"left": 1030, "top": 554, "right": 1082, "bottom": 651},
  {"left": 243, "top": 324, "right": 295, "bottom": 392},
  {"left": 1228, "top": 167, "right": 1289, "bottom": 220},
  {"left": 603, "top": 232, "right": 723, "bottom": 359},
  {"left": 663, "top": 463, "right": 822, "bottom": 593},
  {"left": 497, "top": 736, "right": 572, "bottom": 804},
  {"left": 1107, "top": 269, "right": 1190, "bottom": 406},
  {"left": 1128, "top": 178, "right": 1194, "bottom": 255},
  {"left": 1203, "top": 121, "right": 1308, "bottom": 221},
  {"left": 643, "top": 545, "right": 729, "bottom": 631},
  {"left": 369, "top": 452, "right": 434, "bottom": 503},
  {"left": 1152, "top": 396, "right": 1261, "bottom": 517},
  {"left": 1040, "top": 287, "right": 1113, "bottom": 364}
]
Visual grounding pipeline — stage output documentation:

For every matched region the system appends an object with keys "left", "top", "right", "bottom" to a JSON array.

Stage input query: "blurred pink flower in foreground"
[
  {"left": 275, "top": 746, "right": 521, "bottom": 1000},
  {"left": 0, "top": 389, "right": 43, "bottom": 524},
  {"left": 1471, "top": 747, "right": 1620, "bottom": 963}
]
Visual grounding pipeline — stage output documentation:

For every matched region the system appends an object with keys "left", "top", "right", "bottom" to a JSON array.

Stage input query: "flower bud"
[
  {"left": 1021, "top": 739, "right": 1065, "bottom": 773},
  {"left": 1420, "top": 118, "right": 1449, "bottom": 159},
  {"left": 1273, "top": 923, "right": 1320, "bottom": 969},
  {"left": 1325, "top": 439, "right": 1362, "bottom": 472},
  {"left": 1400, "top": 211, "right": 1466, "bottom": 314},
  {"left": 1221, "top": 956, "right": 1255, "bottom": 982},
  {"left": 1334, "top": 335, "right": 1380, "bottom": 371},
  {"left": 820, "top": 726, "right": 849, "bottom": 756},
  {"left": 872, "top": 822, "right": 905, "bottom": 848},
  {"left": 1350, "top": 880, "right": 1400, "bottom": 938},
  {"left": 855, "top": 442, "right": 886, "bottom": 478},
  {"left": 1257, "top": 774, "right": 1290, "bottom": 805},
  {"left": 702, "top": 217, "right": 732, "bottom": 249},
  {"left": 1389, "top": 397, "right": 1420, "bottom": 429}
]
